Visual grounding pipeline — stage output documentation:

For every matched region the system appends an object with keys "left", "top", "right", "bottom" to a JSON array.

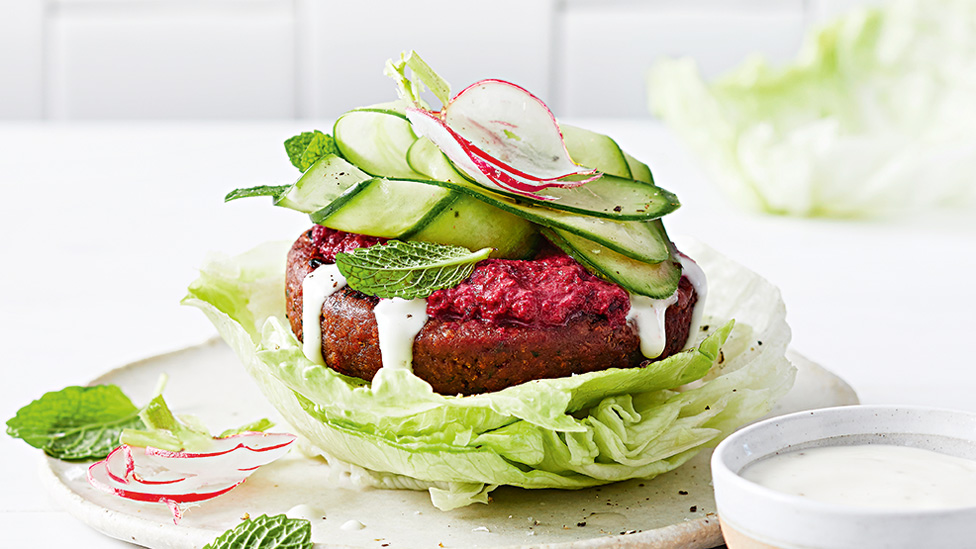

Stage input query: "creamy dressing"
[
  {"left": 677, "top": 253, "right": 707, "bottom": 346},
  {"left": 741, "top": 444, "right": 976, "bottom": 510},
  {"left": 301, "top": 264, "right": 347, "bottom": 364},
  {"left": 625, "top": 254, "right": 707, "bottom": 359},
  {"left": 286, "top": 504, "right": 324, "bottom": 521},
  {"left": 373, "top": 297, "right": 428, "bottom": 371},
  {"left": 626, "top": 293, "right": 678, "bottom": 358}
]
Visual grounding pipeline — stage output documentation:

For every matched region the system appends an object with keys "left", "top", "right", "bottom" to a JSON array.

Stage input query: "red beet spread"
[
  {"left": 309, "top": 226, "right": 630, "bottom": 328},
  {"left": 309, "top": 225, "right": 386, "bottom": 262},
  {"left": 426, "top": 253, "right": 629, "bottom": 327}
]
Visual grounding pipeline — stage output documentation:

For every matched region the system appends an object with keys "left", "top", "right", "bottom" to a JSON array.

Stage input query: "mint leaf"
[
  {"left": 284, "top": 131, "right": 320, "bottom": 168},
  {"left": 336, "top": 240, "right": 491, "bottom": 299},
  {"left": 225, "top": 185, "right": 289, "bottom": 203},
  {"left": 284, "top": 130, "right": 337, "bottom": 172},
  {"left": 6, "top": 385, "right": 141, "bottom": 461},
  {"left": 203, "top": 514, "right": 312, "bottom": 549}
]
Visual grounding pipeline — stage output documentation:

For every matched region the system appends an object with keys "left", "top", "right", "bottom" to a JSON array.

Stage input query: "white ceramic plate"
[{"left": 40, "top": 339, "right": 856, "bottom": 549}]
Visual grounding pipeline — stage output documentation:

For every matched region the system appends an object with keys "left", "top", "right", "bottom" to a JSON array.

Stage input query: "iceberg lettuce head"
[{"left": 650, "top": 0, "right": 976, "bottom": 217}]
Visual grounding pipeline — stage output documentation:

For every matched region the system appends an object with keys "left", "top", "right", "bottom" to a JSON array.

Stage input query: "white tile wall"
[
  {"left": 556, "top": 1, "right": 807, "bottom": 117},
  {"left": 47, "top": 0, "right": 296, "bottom": 119},
  {"left": 0, "top": 2, "right": 45, "bottom": 118},
  {"left": 0, "top": 0, "right": 884, "bottom": 120},
  {"left": 298, "top": 0, "right": 553, "bottom": 118}
]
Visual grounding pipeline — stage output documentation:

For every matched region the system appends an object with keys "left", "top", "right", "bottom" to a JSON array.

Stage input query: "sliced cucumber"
[
  {"left": 542, "top": 224, "right": 681, "bottom": 298},
  {"left": 276, "top": 155, "right": 371, "bottom": 213},
  {"left": 274, "top": 153, "right": 536, "bottom": 256},
  {"left": 332, "top": 106, "right": 669, "bottom": 218},
  {"left": 559, "top": 124, "right": 653, "bottom": 185},
  {"left": 405, "top": 194, "right": 539, "bottom": 259},
  {"left": 410, "top": 136, "right": 676, "bottom": 220},
  {"left": 407, "top": 137, "right": 670, "bottom": 262},
  {"left": 561, "top": 124, "right": 631, "bottom": 179},
  {"left": 476, "top": 169, "right": 676, "bottom": 220},
  {"left": 312, "top": 178, "right": 453, "bottom": 238},
  {"left": 333, "top": 105, "right": 422, "bottom": 179},
  {"left": 624, "top": 152, "right": 653, "bottom": 184}
]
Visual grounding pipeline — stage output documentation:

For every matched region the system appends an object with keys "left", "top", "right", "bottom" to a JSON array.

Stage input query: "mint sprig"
[
  {"left": 336, "top": 240, "right": 491, "bottom": 300},
  {"left": 225, "top": 130, "right": 339, "bottom": 203},
  {"left": 225, "top": 185, "right": 289, "bottom": 203},
  {"left": 204, "top": 514, "right": 312, "bottom": 549},
  {"left": 5, "top": 385, "right": 143, "bottom": 461},
  {"left": 284, "top": 130, "right": 338, "bottom": 172}
]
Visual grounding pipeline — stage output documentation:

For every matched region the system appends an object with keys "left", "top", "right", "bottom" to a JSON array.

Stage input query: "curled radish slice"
[
  {"left": 445, "top": 80, "right": 596, "bottom": 181},
  {"left": 87, "top": 432, "right": 296, "bottom": 523},
  {"left": 406, "top": 79, "right": 600, "bottom": 198},
  {"left": 89, "top": 446, "right": 243, "bottom": 502},
  {"left": 143, "top": 432, "right": 297, "bottom": 474}
]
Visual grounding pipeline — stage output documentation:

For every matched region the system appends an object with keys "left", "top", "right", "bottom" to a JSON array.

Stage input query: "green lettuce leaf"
[
  {"left": 649, "top": 0, "right": 976, "bottom": 217},
  {"left": 183, "top": 239, "right": 793, "bottom": 509}
]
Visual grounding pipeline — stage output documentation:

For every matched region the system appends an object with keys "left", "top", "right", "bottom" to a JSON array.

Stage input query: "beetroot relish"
[
  {"left": 308, "top": 226, "right": 631, "bottom": 328},
  {"left": 309, "top": 225, "right": 386, "bottom": 262},
  {"left": 427, "top": 254, "right": 630, "bottom": 327}
]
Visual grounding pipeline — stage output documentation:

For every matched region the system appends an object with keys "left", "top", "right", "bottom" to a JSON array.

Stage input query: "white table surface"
[{"left": 1, "top": 120, "right": 973, "bottom": 547}]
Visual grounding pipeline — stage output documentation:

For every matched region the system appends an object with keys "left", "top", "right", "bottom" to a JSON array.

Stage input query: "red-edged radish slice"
[
  {"left": 88, "top": 447, "right": 243, "bottom": 508},
  {"left": 87, "top": 433, "right": 295, "bottom": 523},
  {"left": 406, "top": 108, "right": 502, "bottom": 188},
  {"left": 444, "top": 79, "right": 597, "bottom": 181},
  {"left": 103, "top": 446, "right": 188, "bottom": 486},
  {"left": 407, "top": 108, "right": 563, "bottom": 199},
  {"left": 406, "top": 79, "right": 600, "bottom": 199},
  {"left": 144, "top": 432, "right": 296, "bottom": 474}
]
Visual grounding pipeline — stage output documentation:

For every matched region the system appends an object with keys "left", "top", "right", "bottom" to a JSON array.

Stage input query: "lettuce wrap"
[{"left": 182, "top": 237, "right": 793, "bottom": 510}]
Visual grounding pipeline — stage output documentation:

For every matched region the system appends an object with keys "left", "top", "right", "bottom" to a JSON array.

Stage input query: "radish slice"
[
  {"left": 87, "top": 432, "right": 296, "bottom": 523},
  {"left": 406, "top": 79, "right": 600, "bottom": 198},
  {"left": 406, "top": 108, "right": 503, "bottom": 189},
  {"left": 88, "top": 447, "right": 243, "bottom": 504},
  {"left": 144, "top": 432, "right": 296, "bottom": 474},
  {"left": 445, "top": 79, "right": 596, "bottom": 181}
]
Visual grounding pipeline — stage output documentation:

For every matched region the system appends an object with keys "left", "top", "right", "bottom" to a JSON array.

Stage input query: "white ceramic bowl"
[{"left": 712, "top": 405, "right": 976, "bottom": 549}]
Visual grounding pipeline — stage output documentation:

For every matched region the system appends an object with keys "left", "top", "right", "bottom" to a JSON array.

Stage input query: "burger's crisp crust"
[{"left": 285, "top": 230, "right": 698, "bottom": 395}]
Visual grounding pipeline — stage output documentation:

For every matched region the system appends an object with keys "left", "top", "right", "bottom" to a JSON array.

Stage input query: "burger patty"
[{"left": 285, "top": 227, "right": 698, "bottom": 395}]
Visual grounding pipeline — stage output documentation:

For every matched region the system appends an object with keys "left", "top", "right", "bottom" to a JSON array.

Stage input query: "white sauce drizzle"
[
  {"left": 742, "top": 444, "right": 976, "bottom": 510},
  {"left": 677, "top": 253, "right": 708, "bottom": 346},
  {"left": 286, "top": 504, "right": 324, "bottom": 521},
  {"left": 373, "top": 297, "right": 428, "bottom": 372},
  {"left": 627, "top": 293, "right": 678, "bottom": 359},
  {"left": 301, "top": 264, "right": 347, "bottom": 365},
  {"left": 626, "top": 253, "right": 708, "bottom": 358},
  {"left": 341, "top": 519, "right": 366, "bottom": 530}
]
